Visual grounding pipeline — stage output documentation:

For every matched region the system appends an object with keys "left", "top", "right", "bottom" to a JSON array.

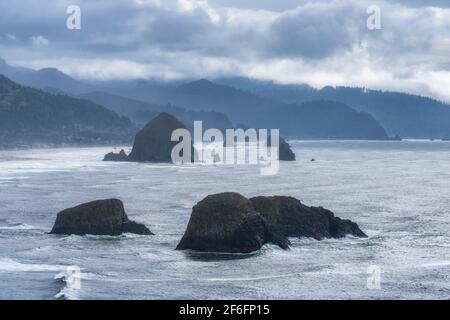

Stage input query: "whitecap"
[
  {"left": 420, "top": 261, "right": 450, "bottom": 268},
  {"left": 0, "top": 223, "right": 37, "bottom": 230},
  {"left": 204, "top": 272, "right": 303, "bottom": 282},
  {"left": 0, "top": 258, "right": 63, "bottom": 272},
  {"left": 54, "top": 268, "right": 82, "bottom": 300},
  {"left": 0, "top": 258, "right": 83, "bottom": 300}
]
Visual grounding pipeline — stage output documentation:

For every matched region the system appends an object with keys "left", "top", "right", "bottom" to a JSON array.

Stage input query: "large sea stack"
[
  {"left": 50, "top": 199, "right": 153, "bottom": 236},
  {"left": 127, "top": 112, "right": 189, "bottom": 162},
  {"left": 176, "top": 193, "right": 366, "bottom": 253},
  {"left": 176, "top": 193, "right": 289, "bottom": 253}
]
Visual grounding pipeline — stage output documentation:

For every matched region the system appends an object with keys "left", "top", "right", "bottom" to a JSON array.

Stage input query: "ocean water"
[{"left": 0, "top": 141, "right": 449, "bottom": 300}]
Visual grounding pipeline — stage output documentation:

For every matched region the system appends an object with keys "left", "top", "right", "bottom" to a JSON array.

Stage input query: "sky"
[{"left": 0, "top": 0, "right": 449, "bottom": 101}]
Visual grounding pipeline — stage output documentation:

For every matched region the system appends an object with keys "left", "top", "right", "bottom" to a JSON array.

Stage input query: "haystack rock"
[
  {"left": 176, "top": 193, "right": 366, "bottom": 253},
  {"left": 127, "top": 112, "right": 191, "bottom": 162},
  {"left": 50, "top": 199, "right": 153, "bottom": 236}
]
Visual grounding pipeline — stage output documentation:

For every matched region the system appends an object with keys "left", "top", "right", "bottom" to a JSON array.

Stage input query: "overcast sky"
[{"left": 0, "top": 0, "right": 449, "bottom": 101}]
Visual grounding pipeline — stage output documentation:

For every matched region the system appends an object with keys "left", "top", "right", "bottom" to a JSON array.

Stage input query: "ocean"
[{"left": 0, "top": 141, "right": 449, "bottom": 299}]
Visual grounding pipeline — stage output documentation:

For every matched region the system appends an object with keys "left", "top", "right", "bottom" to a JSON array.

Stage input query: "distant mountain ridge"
[
  {"left": 122, "top": 79, "right": 389, "bottom": 140},
  {"left": 215, "top": 77, "right": 450, "bottom": 139},
  {"left": 0, "top": 59, "right": 95, "bottom": 95},
  {"left": 4, "top": 57, "right": 448, "bottom": 140},
  {"left": 78, "top": 91, "right": 233, "bottom": 132}
]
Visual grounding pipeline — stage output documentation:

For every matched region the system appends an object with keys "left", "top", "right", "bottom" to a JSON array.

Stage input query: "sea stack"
[
  {"left": 176, "top": 193, "right": 289, "bottom": 253},
  {"left": 268, "top": 136, "right": 296, "bottom": 161},
  {"left": 176, "top": 193, "right": 366, "bottom": 253},
  {"left": 127, "top": 112, "right": 190, "bottom": 162},
  {"left": 278, "top": 137, "right": 296, "bottom": 161},
  {"left": 50, "top": 199, "right": 153, "bottom": 236}
]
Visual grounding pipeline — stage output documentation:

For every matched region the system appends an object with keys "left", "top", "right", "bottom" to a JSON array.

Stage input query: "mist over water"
[{"left": 0, "top": 141, "right": 449, "bottom": 299}]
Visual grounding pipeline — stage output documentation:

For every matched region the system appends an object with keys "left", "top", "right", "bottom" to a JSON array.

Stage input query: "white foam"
[
  {"left": 0, "top": 258, "right": 64, "bottom": 272},
  {"left": 0, "top": 223, "right": 36, "bottom": 230},
  {"left": 54, "top": 268, "right": 81, "bottom": 300},
  {"left": 0, "top": 259, "right": 82, "bottom": 300},
  {"left": 420, "top": 261, "right": 450, "bottom": 268},
  {"left": 205, "top": 272, "right": 302, "bottom": 282}
]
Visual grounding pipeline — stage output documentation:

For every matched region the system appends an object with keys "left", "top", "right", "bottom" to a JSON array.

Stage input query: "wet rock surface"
[{"left": 50, "top": 199, "right": 153, "bottom": 236}]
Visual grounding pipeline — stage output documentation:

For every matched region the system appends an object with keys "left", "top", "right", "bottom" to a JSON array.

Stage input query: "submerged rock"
[
  {"left": 177, "top": 193, "right": 366, "bottom": 253},
  {"left": 127, "top": 112, "right": 191, "bottom": 163},
  {"left": 50, "top": 199, "right": 153, "bottom": 236},
  {"left": 103, "top": 149, "right": 128, "bottom": 162}
]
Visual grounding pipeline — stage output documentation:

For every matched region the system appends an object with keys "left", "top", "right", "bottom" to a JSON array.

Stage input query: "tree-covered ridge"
[{"left": 0, "top": 75, "right": 136, "bottom": 147}]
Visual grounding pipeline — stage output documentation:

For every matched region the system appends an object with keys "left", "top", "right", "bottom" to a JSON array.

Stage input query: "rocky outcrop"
[
  {"left": 176, "top": 193, "right": 366, "bottom": 253},
  {"left": 176, "top": 193, "right": 289, "bottom": 253},
  {"left": 250, "top": 196, "right": 367, "bottom": 240},
  {"left": 279, "top": 137, "right": 296, "bottom": 161},
  {"left": 127, "top": 112, "right": 191, "bottom": 162},
  {"left": 103, "top": 149, "right": 128, "bottom": 161},
  {"left": 50, "top": 199, "right": 153, "bottom": 236},
  {"left": 267, "top": 136, "right": 296, "bottom": 161},
  {"left": 102, "top": 112, "right": 196, "bottom": 162}
]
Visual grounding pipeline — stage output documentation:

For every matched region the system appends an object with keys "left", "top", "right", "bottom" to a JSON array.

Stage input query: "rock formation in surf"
[
  {"left": 267, "top": 135, "right": 296, "bottom": 161},
  {"left": 250, "top": 196, "right": 366, "bottom": 239},
  {"left": 278, "top": 137, "right": 296, "bottom": 161},
  {"left": 176, "top": 193, "right": 290, "bottom": 253},
  {"left": 50, "top": 199, "right": 153, "bottom": 236},
  {"left": 176, "top": 193, "right": 366, "bottom": 253},
  {"left": 127, "top": 112, "right": 192, "bottom": 162},
  {"left": 103, "top": 112, "right": 194, "bottom": 163},
  {"left": 103, "top": 149, "right": 128, "bottom": 161}
]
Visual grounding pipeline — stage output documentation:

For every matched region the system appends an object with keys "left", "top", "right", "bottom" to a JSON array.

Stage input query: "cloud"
[
  {"left": 0, "top": 0, "right": 449, "bottom": 102},
  {"left": 30, "top": 35, "right": 49, "bottom": 46}
]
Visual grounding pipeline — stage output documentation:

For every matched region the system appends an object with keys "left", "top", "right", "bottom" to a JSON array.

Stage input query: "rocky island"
[
  {"left": 176, "top": 192, "right": 366, "bottom": 253},
  {"left": 127, "top": 112, "right": 192, "bottom": 162},
  {"left": 50, "top": 199, "right": 153, "bottom": 236},
  {"left": 103, "top": 112, "right": 193, "bottom": 163}
]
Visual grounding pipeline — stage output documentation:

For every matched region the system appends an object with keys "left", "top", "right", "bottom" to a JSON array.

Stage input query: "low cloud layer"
[{"left": 0, "top": 0, "right": 449, "bottom": 101}]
